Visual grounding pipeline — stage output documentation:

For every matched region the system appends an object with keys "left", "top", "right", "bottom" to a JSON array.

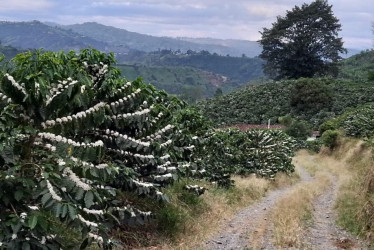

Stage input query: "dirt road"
[{"left": 202, "top": 157, "right": 368, "bottom": 250}]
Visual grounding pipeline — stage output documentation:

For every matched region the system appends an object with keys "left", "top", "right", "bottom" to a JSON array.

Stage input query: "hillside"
[
  {"left": 117, "top": 50, "right": 264, "bottom": 86},
  {"left": 0, "top": 43, "right": 22, "bottom": 60},
  {"left": 117, "top": 64, "right": 232, "bottom": 101},
  {"left": 0, "top": 21, "right": 109, "bottom": 52},
  {"left": 339, "top": 49, "right": 374, "bottom": 80},
  {"left": 197, "top": 78, "right": 374, "bottom": 127},
  {"left": 165, "top": 37, "right": 261, "bottom": 58}
]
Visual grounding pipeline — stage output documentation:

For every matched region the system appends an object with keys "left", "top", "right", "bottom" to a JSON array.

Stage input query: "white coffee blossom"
[
  {"left": 4, "top": 73, "right": 26, "bottom": 95},
  {"left": 28, "top": 205, "right": 39, "bottom": 210},
  {"left": 46, "top": 180, "right": 62, "bottom": 201},
  {"left": 88, "top": 232, "right": 103, "bottom": 243},
  {"left": 77, "top": 214, "right": 98, "bottom": 228},
  {"left": 63, "top": 167, "right": 91, "bottom": 191}
]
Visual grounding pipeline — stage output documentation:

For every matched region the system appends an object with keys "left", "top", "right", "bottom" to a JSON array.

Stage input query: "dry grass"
[
  {"left": 138, "top": 172, "right": 299, "bottom": 250},
  {"left": 271, "top": 169, "right": 330, "bottom": 248},
  {"left": 324, "top": 139, "right": 374, "bottom": 244},
  {"left": 281, "top": 140, "right": 374, "bottom": 247}
]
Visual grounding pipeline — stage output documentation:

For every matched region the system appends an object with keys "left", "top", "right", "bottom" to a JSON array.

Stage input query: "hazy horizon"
[{"left": 0, "top": 0, "right": 372, "bottom": 50}]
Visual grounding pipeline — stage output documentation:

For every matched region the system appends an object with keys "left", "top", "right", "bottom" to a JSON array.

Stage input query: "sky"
[{"left": 0, "top": 0, "right": 373, "bottom": 50}]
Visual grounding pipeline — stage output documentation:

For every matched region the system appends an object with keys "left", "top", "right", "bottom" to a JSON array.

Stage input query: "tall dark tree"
[{"left": 259, "top": 0, "right": 346, "bottom": 80}]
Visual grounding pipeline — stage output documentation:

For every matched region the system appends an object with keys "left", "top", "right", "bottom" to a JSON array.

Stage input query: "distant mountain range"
[
  {"left": 0, "top": 20, "right": 261, "bottom": 57},
  {"left": 0, "top": 21, "right": 108, "bottom": 52},
  {"left": 0, "top": 20, "right": 363, "bottom": 58}
]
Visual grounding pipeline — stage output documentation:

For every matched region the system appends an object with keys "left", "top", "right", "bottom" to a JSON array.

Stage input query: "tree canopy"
[{"left": 259, "top": 0, "right": 346, "bottom": 80}]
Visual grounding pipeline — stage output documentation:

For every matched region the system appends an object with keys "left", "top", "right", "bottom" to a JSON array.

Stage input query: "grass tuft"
[{"left": 271, "top": 170, "right": 330, "bottom": 248}]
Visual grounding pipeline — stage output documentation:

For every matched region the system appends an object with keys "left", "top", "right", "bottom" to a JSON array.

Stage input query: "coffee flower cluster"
[
  {"left": 83, "top": 62, "right": 108, "bottom": 83},
  {"left": 63, "top": 167, "right": 91, "bottom": 191},
  {"left": 111, "top": 105, "right": 154, "bottom": 121},
  {"left": 0, "top": 92, "right": 12, "bottom": 104},
  {"left": 102, "top": 129, "right": 150, "bottom": 147},
  {"left": 106, "top": 147, "right": 155, "bottom": 161},
  {"left": 38, "top": 132, "right": 104, "bottom": 148},
  {"left": 77, "top": 214, "right": 98, "bottom": 228},
  {"left": 109, "top": 88, "right": 142, "bottom": 111},
  {"left": 144, "top": 124, "right": 174, "bottom": 141},
  {"left": 70, "top": 157, "right": 108, "bottom": 169},
  {"left": 42, "top": 102, "right": 107, "bottom": 128},
  {"left": 46, "top": 180, "right": 62, "bottom": 201},
  {"left": 4, "top": 73, "right": 26, "bottom": 95},
  {"left": 46, "top": 78, "right": 79, "bottom": 105},
  {"left": 114, "top": 81, "right": 132, "bottom": 95},
  {"left": 157, "top": 161, "right": 176, "bottom": 174},
  {"left": 154, "top": 173, "right": 173, "bottom": 182}
]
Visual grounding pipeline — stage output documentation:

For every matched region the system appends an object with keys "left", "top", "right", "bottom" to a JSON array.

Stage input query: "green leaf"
[
  {"left": 80, "top": 238, "right": 89, "bottom": 250},
  {"left": 0, "top": 146, "right": 14, "bottom": 164},
  {"left": 41, "top": 193, "right": 51, "bottom": 206},
  {"left": 53, "top": 203, "right": 62, "bottom": 217},
  {"left": 68, "top": 205, "right": 76, "bottom": 220},
  {"left": 14, "top": 190, "right": 23, "bottom": 201},
  {"left": 28, "top": 214, "right": 38, "bottom": 229},
  {"left": 84, "top": 191, "right": 94, "bottom": 208},
  {"left": 61, "top": 204, "right": 68, "bottom": 218},
  {"left": 22, "top": 242, "right": 31, "bottom": 250},
  {"left": 75, "top": 188, "right": 84, "bottom": 200}
]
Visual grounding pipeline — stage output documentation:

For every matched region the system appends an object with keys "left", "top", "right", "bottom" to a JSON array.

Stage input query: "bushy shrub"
[
  {"left": 321, "top": 130, "right": 340, "bottom": 149},
  {"left": 306, "top": 140, "right": 322, "bottom": 153},
  {"left": 319, "top": 119, "right": 338, "bottom": 135},
  {"left": 192, "top": 129, "right": 296, "bottom": 181},
  {"left": 284, "top": 119, "right": 312, "bottom": 140},
  {"left": 341, "top": 104, "right": 374, "bottom": 138}
]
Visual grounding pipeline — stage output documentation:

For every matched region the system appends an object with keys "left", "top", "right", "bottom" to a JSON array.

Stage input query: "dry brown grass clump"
[
  {"left": 271, "top": 169, "right": 330, "bottom": 248},
  {"left": 328, "top": 139, "right": 374, "bottom": 243}
]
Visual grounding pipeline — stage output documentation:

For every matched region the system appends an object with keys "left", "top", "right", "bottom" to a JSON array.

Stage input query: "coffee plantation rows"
[
  {"left": 319, "top": 103, "right": 374, "bottom": 138},
  {"left": 0, "top": 49, "right": 295, "bottom": 249},
  {"left": 197, "top": 78, "right": 374, "bottom": 128}
]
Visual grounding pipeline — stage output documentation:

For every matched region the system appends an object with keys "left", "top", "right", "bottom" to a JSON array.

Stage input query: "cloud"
[
  {"left": 0, "top": 0, "right": 372, "bottom": 49},
  {"left": 0, "top": 0, "right": 53, "bottom": 11}
]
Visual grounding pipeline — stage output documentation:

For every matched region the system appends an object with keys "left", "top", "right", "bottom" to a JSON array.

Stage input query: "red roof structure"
[{"left": 225, "top": 124, "right": 286, "bottom": 131}]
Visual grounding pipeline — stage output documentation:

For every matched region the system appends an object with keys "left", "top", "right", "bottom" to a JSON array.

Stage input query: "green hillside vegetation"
[
  {"left": 197, "top": 78, "right": 374, "bottom": 128},
  {"left": 339, "top": 49, "right": 374, "bottom": 81},
  {"left": 197, "top": 49, "right": 374, "bottom": 127},
  {"left": 0, "top": 43, "right": 22, "bottom": 61},
  {"left": 117, "top": 50, "right": 264, "bottom": 86},
  {"left": 116, "top": 64, "right": 229, "bottom": 101}
]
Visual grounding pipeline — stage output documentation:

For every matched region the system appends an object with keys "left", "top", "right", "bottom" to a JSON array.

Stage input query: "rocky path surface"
[
  {"left": 203, "top": 166, "right": 312, "bottom": 250},
  {"left": 303, "top": 173, "right": 367, "bottom": 250}
]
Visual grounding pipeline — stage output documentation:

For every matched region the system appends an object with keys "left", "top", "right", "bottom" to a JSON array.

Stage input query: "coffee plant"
[
  {"left": 341, "top": 104, "right": 374, "bottom": 138},
  {"left": 190, "top": 128, "right": 296, "bottom": 186},
  {"left": 0, "top": 49, "right": 198, "bottom": 249}
]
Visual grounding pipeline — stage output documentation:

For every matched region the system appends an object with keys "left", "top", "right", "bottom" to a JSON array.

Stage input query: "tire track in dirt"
[
  {"left": 203, "top": 166, "right": 312, "bottom": 250},
  {"left": 303, "top": 173, "right": 368, "bottom": 250},
  {"left": 249, "top": 166, "right": 313, "bottom": 250}
]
